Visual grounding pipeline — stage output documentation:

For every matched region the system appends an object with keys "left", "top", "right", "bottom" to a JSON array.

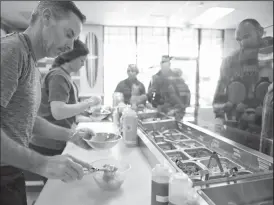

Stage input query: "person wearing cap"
[
  {"left": 30, "top": 40, "right": 101, "bottom": 159},
  {"left": 114, "top": 64, "right": 147, "bottom": 106},
  {"left": 147, "top": 56, "right": 188, "bottom": 115}
]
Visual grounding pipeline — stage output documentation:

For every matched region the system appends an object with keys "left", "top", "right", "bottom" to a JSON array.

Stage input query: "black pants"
[
  {"left": 28, "top": 143, "right": 65, "bottom": 184},
  {"left": 0, "top": 166, "right": 27, "bottom": 205}
]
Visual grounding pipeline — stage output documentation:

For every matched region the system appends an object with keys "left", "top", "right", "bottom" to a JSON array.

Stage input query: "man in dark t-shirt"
[{"left": 115, "top": 64, "right": 147, "bottom": 105}]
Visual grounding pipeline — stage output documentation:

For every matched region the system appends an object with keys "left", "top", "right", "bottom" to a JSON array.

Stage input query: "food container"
[
  {"left": 161, "top": 129, "right": 182, "bottom": 135},
  {"left": 153, "top": 136, "right": 165, "bottom": 143},
  {"left": 176, "top": 140, "right": 204, "bottom": 149},
  {"left": 88, "top": 108, "right": 111, "bottom": 121},
  {"left": 199, "top": 157, "right": 243, "bottom": 174},
  {"left": 163, "top": 133, "right": 190, "bottom": 141},
  {"left": 175, "top": 160, "right": 205, "bottom": 178},
  {"left": 91, "top": 158, "right": 131, "bottom": 191},
  {"left": 157, "top": 142, "right": 177, "bottom": 151},
  {"left": 183, "top": 147, "right": 213, "bottom": 159},
  {"left": 83, "top": 132, "right": 122, "bottom": 150},
  {"left": 166, "top": 150, "right": 189, "bottom": 162}
]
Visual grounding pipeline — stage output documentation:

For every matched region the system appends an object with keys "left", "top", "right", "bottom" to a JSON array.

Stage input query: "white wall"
[{"left": 264, "top": 26, "right": 273, "bottom": 37}]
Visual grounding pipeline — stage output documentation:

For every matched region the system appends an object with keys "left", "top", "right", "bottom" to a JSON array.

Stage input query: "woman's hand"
[{"left": 84, "top": 96, "right": 102, "bottom": 107}]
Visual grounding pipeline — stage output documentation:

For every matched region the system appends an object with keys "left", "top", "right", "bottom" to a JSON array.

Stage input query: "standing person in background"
[
  {"left": 29, "top": 39, "right": 101, "bottom": 172},
  {"left": 114, "top": 64, "right": 147, "bottom": 107},
  {"left": 213, "top": 19, "right": 265, "bottom": 117},
  {"left": 147, "top": 56, "right": 189, "bottom": 119},
  {"left": 1, "top": 2, "right": 93, "bottom": 205}
]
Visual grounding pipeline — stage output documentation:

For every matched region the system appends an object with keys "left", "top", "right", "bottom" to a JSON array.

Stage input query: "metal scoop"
[{"left": 84, "top": 164, "right": 118, "bottom": 175}]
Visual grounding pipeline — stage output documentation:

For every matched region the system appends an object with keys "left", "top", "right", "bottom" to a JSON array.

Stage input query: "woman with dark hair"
[{"left": 29, "top": 39, "right": 101, "bottom": 158}]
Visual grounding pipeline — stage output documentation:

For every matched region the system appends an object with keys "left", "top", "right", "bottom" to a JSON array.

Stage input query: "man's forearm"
[
  {"left": 1, "top": 129, "right": 46, "bottom": 174},
  {"left": 33, "top": 116, "right": 72, "bottom": 141},
  {"left": 52, "top": 102, "right": 89, "bottom": 120}
]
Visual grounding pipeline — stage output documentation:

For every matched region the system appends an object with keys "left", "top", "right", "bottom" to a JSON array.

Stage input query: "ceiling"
[{"left": 1, "top": 1, "right": 273, "bottom": 29}]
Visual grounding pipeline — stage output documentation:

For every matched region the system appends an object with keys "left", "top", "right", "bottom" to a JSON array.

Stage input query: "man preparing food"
[{"left": 1, "top": 1, "right": 94, "bottom": 205}]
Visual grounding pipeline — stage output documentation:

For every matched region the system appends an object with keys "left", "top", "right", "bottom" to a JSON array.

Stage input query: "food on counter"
[
  {"left": 141, "top": 116, "right": 170, "bottom": 122},
  {"left": 158, "top": 143, "right": 176, "bottom": 151},
  {"left": 102, "top": 164, "right": 118, "bottom": 181},
  {"left": 167, "top": 151, "right": 189, "bottom": 162},
  {"left": 184, "top": 148, "right": 212, "bottom": 159},
  {"left": 175, "top": 161, "right": 202, "bottom": 177},
  {"left": 164, "top": 134, "right": 188, "bottom": 141},
  {"left": 200, "top": 158, "right": 241, "bottom": 174},
  {"left": 176, "top": 142, "right": 192, "bottom": 149},
  {"left": 161, "top": 129, "right": 181, "bottom": 134},
  {"left": 147, "top": 130, "right": 161, "bottom": 137},
  {"left": 154, "top": 137, "right": 165, "bottom": 143},
  {"left": 178, "top": 140, "right": 203, "bottom": 149}
]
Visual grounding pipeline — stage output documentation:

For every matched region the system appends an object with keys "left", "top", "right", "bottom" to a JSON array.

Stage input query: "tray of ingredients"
[
  {"left": 199, "top": 157, "right": 243, "bottom": 174},
  {"left": 153, "top": 136, "right": 165, "bottom": 143},
  {"left": 162, "top": 133, "right": 190, "bottom": 141},
  {"left": 183, "top": 147, "right": 214, "bottom": 159},
  {"left": 176, "top": 140, "right": 204, "bottom": 149},
  {"left": 138, "top": 112, "right": 172, "bottom": 123},
  {"left": 166, "top": 150, "right": 190, "bottom": 162},
  {"left": 175, "top": 160, "right": 205, "bottom": 177},
  {"left": 157, "top": 142, "right": 177, "bottom": 151},
  {"left": 140, "top": 120, "right": 178, "bottom": 133}
]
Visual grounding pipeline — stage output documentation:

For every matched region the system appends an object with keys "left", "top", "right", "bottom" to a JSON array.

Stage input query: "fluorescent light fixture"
[
  {"left": 88, "top": 55, "right": 98, "bottom": 60},
  {"left": 191, "top": 7, "right": 235, "bottom": 25}
]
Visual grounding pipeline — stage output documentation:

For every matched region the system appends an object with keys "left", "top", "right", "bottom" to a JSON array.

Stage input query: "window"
[
  {"left": 136, "top": 27, "right": 168, "bottom": 89},
  {"left": 199, "top": 29, "right": 223, "bottom": 107},
  {"left": 104, "top": 27, "right": 136, "bottom": 105},
  {"left": 169, "top": 28, "right": 199, "bottom": 58}
]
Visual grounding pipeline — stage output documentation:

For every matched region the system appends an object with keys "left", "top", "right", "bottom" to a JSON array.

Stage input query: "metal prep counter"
[{"left": 137, "top": 110, "right": 273, "bottom": 205}]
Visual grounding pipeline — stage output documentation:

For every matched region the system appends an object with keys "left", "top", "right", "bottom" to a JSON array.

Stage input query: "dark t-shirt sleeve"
[
  {"left": 47, "top": 75, "right": 71, "bottom": 103},
  {"left": 1, "top": 45, "right": 23, "bottom": 108},
  {"left": 140, "top": 83, "right": 146, "bottom": 95},
  {"left": 115, "top": 81, "right": 124, "bottom": 93}
]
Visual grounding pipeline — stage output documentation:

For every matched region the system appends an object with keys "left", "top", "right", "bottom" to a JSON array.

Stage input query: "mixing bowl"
[
  {"left": 83, "top": 132, "right": 122, "bottom": 150},
  {"left": 91, "top": 158, "right": 131, "bottom": 191},
  {"left": 85, "top": 107, "right": 112, "bottom": 121}
]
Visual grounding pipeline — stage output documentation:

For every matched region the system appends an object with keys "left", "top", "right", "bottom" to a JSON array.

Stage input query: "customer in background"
[
  {"left": 213, "top": 19, "right": 266, "bottom": 117},
  {"left": 1, "top": 2, "right": 93, "bottom": 205},
  {"left": 114, "top": 64, "right": 147, "bottom": 107},
  {"left": 29, "top": 39, "right": 101, "bottom": 165},
  {"left": 147, "top": 56, "right": 189, "bottom": 119}
]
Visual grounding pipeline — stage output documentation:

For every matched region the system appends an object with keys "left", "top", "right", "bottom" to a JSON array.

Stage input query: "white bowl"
[
  {"left": 85, "top": 108, "right": 112, "bottom": 121},
  {"left": 83, "top": 132, "right": 122, "bottom": 150},
  {"left": 91, "top": 158, "right": 131, "bottom": 191}
]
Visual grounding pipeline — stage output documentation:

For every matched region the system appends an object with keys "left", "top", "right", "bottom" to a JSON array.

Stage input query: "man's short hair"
[
  {"left": 239, "top": 18, "right": 262, "bottom": 30},
  {"left": 30, "top": 1, "right": 86, "bottom": 25}
]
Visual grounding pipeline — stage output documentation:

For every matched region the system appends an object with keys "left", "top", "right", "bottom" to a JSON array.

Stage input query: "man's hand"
[
  {"left": 84, "top": 96, "right": 102, "bottom": 107},
  {"left": 38, "top": 154, "right": 92, "bottom": 182},
  {"left": 70, "top": 128, "right": 95, "bottom": 150}
]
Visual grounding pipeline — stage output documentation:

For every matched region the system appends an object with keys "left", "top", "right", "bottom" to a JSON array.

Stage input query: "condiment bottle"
[
  {"left": 168, "top": 173, "right": 193, "bottom": 205},
  {"left": 151, "top": 164, "right": 172, "bottom": 205},
  {"left": 113, "top": 107, "right": 120, "bottom": 127},
  {"left": 122, "top": 106, "right": 138, "bottom": 146}
]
